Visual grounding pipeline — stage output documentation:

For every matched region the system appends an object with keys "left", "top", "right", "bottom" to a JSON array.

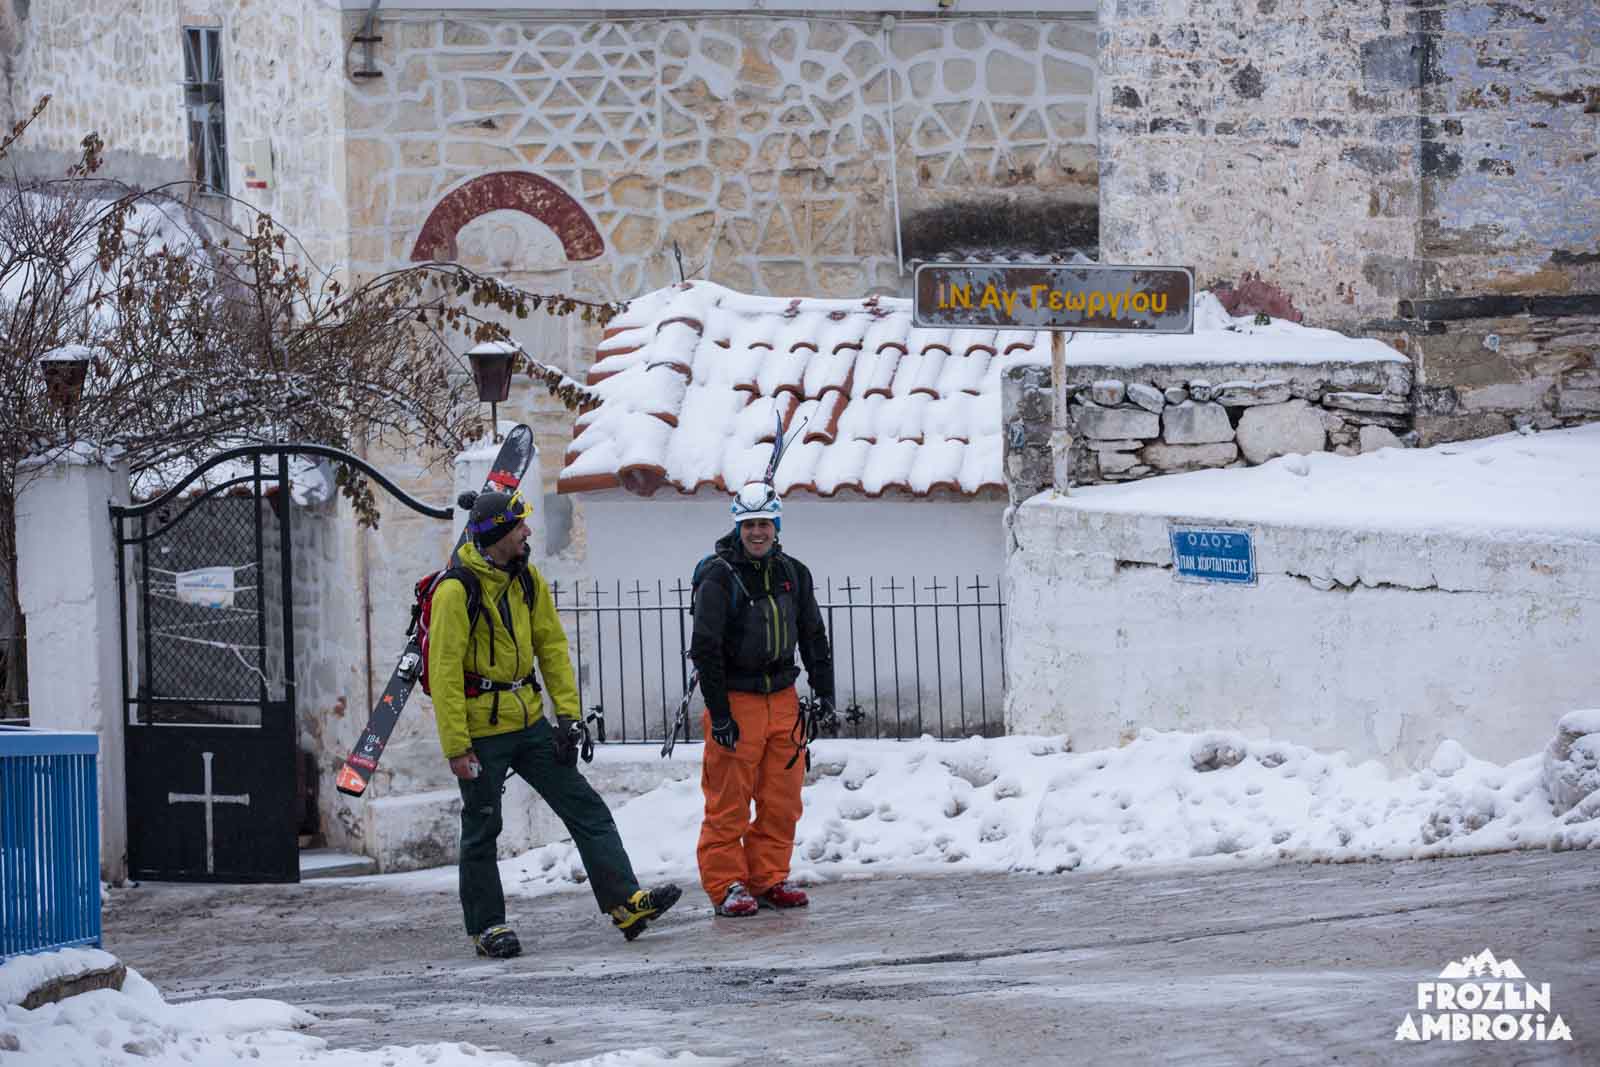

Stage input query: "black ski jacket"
[{"left": 689, "top": 529, "right": 834, "bottom": 721}]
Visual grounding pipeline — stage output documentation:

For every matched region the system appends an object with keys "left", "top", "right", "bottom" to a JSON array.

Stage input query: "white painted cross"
[{"left": 167, "top": 751, "right": 251, "bottom": 874}]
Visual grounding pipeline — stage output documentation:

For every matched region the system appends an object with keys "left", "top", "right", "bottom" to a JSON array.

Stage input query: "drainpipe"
[
  {"left": 352, "top": 0, "right": 384, "bottom": 80},
  {"left": 881, "top": 14, "right": 904, "bottom": 278}
]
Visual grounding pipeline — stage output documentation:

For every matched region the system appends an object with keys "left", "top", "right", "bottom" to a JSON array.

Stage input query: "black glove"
[
  {"left": 553, "top": 718, "right": 584, "bottom": 767},
  {"left": 710, "top": 713, "right": 739, "bottom": 751}
]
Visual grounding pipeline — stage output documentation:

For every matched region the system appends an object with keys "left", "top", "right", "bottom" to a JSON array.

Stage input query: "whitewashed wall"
[
  {"left": 1005, "top": 499, "right": 1600, "bottom": 769},
  {"left": 579, "top": 490, "right": 1009, "bottom": 740}
]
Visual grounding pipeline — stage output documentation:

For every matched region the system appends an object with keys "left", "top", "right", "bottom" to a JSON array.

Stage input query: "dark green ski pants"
[{"left": 457, "top": 719, "right": 639, "bottom": 936}]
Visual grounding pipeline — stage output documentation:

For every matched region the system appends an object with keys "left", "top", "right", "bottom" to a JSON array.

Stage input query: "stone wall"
[
  {"left": 342, "top": 10, "right": 1099, "bottom": 304},
  {"left": 1003, "top": 353, "right": 1414, "bottom": 501},
  {"left": 4, "top": 0, "right": 350, "bottom": 270},
  {"left": 1097, "top": 0, "right": 1598, "bottom": 447}
]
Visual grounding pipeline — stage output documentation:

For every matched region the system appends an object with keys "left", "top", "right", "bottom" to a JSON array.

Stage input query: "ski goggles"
[{"left": 466, "top": 490, "right": 532, "bottom": 535}]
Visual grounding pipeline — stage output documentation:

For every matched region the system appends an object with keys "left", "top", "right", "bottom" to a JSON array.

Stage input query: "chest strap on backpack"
[{"left": 464, "top": 671, "right": 541, "bottom": 697}]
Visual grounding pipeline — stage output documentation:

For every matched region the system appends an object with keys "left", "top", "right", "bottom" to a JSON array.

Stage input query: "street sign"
[
  {"left": 1169, "top": 525, "right": 1256, "bottom": 585},
  {"left": 913, "top": 262, "right": 1194, "bottom": 333}
]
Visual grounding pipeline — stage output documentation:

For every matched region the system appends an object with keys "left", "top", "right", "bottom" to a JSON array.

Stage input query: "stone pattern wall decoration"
[{"left": 343, "top": 13, "right": 1098, "bottom": 302}]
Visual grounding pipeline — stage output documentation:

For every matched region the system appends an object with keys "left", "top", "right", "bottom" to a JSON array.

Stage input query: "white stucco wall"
[
  {"left": 578, "top": 490, "right": 1009, "bottom": 740},
  {"left": 14, "top": 449, "right": 133, "bottom": 884},
  {"left": 1005, "top": 498, "right": 1600, "bottom": 769}
]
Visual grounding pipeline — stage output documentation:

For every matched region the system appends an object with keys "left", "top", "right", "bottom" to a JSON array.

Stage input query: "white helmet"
[{"left": 731, "top": 481, "right": 782, "bottom": 527}]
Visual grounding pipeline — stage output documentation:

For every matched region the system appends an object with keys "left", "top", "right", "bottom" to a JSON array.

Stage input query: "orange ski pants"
[{"left": 697, "top": 686, "right": 805, "bottom": 904}]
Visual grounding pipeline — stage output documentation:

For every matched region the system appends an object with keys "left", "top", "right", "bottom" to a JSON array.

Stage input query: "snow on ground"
[
  {"left": 1049, "top": 421, "right": 1600, "bottom": 541},
  {"left": 355, "top": 712, "right": 1600, "bottom": 903},
  {"left": 0, "top": 956, "right": 732, "bottom": 1067},
  {"left": 6, "top": 715, "right": 1595, "bottom": 1065}
]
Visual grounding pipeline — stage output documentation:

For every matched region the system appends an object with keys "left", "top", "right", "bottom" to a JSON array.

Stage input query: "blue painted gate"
[{"left": 0, "top": 726, "right": 101, "bottom": 959}]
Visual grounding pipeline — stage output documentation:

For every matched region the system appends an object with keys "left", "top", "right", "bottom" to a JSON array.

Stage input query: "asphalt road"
[{"left": 103, "top": 849, "right": 1599, "bottom": 1066}]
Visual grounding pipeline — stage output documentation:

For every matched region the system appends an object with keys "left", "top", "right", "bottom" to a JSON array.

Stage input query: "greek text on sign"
[
  {"left": 1169, "top": 526, "right": 1256, "bottom": 585},
  {"left": 913, "top": 262, "right": 1194, "bottom": 333}
]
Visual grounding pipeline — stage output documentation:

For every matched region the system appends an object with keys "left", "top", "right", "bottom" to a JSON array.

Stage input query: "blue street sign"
[{"left": 1169, "top": 526, "right": 1256, "bottom": 585}]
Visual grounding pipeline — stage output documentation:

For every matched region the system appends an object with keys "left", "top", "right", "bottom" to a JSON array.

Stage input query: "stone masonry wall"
[
  {"left": 4, "top": 0, "right": 350, "bottom": 271},
  {"left": 341, "top": 9, "right": 1103, "bottom": 615},
  {"left": 342, "top": 10, "right": 1098, "bottom": 304},
  {"left": 1098, "top": 0, "right": 1598, "bottom": 447},
  {"left": 1003, "top": 354, "right": 1414, "bottom": 502}
]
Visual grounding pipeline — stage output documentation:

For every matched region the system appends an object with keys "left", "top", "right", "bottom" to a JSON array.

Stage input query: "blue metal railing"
[{"left": 0, "top": 727, "right": 101, "bottom": 959}]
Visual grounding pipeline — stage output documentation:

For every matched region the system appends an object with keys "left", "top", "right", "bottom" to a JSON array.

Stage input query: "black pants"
[{"left": 456, "top": 718, "right": 639, "bottom": 936}]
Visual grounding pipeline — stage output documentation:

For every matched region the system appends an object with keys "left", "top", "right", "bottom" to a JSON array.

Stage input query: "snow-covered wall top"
[{"left": 558, "top": 280, "right": 1405, "bottom": 498}]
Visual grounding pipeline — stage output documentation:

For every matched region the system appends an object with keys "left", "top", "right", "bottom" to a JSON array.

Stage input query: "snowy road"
[{"left": 103, "top": 849, "right": 1597, "bottom": 1065}]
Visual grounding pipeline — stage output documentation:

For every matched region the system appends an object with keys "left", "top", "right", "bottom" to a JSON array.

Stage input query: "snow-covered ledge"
[
  {"left": 15, "top": 444, "right": 133, "bottom": 884},
  {"left": 1004, "top": 426, "right": 1600, "bottom": 770}
]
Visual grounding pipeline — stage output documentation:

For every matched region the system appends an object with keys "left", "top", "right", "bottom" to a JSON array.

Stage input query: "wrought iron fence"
[
  {"left": 0, "top": 727, "right": 101, "bottom": 959},
  {"left": 550, "top": 574, "right": 1005, "bottom": 744}
]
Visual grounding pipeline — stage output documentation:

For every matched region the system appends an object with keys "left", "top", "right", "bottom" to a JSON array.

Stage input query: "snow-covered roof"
[{"left": 557, "top": 280, "right": 1404, "bottom": 499}]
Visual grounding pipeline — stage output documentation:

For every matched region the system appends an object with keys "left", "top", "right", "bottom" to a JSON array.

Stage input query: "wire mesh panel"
[{"left": 136, "top": 496, "right": 267, "bottom": 723}]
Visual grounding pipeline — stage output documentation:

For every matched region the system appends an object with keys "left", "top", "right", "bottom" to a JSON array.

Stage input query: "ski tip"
[{"left": 335, "top": 766, "right": 368, "bottom": 797}]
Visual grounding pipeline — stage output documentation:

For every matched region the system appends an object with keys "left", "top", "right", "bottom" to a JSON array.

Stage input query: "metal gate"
[
  {"left": 113, "top": 453, "right": 298, "bottom": 882},
  {"left": 110, "top": 444, "right": 453, "bottom": 883}
]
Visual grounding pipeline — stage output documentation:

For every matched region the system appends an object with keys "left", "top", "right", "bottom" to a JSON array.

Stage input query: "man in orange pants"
[{"left": 689, "top": 481, "right": 835, "bottom": 917}]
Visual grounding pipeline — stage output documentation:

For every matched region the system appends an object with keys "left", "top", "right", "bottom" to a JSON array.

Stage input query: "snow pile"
[
  {"left": 0, "top": 947, "right": 120, "bottom": 1008},
  {"left": 0, "top": 959, "right": 733, "bottom": 1067},
  {"left": 376, "top": 718, "right": 1600, "bottom": 900},
  {"left": 1544, "top": 709, "right": 1600, "bottom": 823}
]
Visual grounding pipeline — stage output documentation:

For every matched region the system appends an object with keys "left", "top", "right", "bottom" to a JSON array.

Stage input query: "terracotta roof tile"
[{"left": 558, "top": 281, "right": 1031, "bottom": 498}]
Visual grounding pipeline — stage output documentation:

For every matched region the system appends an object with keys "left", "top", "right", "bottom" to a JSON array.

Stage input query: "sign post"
[{"left": 913, "top": 262, "right": 1194, "bottom": 495}]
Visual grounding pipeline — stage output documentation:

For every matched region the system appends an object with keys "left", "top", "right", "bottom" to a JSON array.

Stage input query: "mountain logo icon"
[{"left": 1438, "top": 949, "right": 1525, "bottom": 980}]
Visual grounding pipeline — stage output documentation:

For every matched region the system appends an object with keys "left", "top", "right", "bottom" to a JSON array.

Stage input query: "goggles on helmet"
[{"left": 467, "top": 490, "right": 531, "bottom": 536}]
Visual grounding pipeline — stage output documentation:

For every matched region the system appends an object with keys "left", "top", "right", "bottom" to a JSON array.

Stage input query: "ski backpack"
[{"left": 411, "top": 564, "right": 537, "bottom": 697}]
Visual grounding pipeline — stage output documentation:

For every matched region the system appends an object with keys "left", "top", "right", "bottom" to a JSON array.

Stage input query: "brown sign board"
[{"left": 913, "top": 262, "right": 1195, "bottom": 334}]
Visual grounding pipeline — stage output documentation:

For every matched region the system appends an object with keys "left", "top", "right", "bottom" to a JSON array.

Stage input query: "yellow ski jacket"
[{"left": 428, "top": 542, "right": 579, "bottom": 759}]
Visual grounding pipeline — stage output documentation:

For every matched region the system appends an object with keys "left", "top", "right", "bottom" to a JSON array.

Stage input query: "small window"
[{"left": 182, "top": 27, "right": 227, "bottom": 195}]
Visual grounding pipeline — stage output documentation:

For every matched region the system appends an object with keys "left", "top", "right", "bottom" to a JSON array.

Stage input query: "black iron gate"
[
  {"left": 113, "top": 453, "right": 298, "bottom": 882},
  {"left": 111, "top": 444, "right": 452, "bottom": 883}
]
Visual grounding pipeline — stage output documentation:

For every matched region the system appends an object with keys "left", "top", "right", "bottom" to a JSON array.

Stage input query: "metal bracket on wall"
[{"left": 351, "top": 0, "right": 384, "bottom": 80}]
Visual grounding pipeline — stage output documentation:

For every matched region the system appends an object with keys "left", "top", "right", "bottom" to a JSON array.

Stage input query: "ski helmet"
[
  {"left": 460, "top": 489, "right": 531, "bottom": 547},
  {"left": 730, "top": 481, "right": 781, "bottom": 530}
]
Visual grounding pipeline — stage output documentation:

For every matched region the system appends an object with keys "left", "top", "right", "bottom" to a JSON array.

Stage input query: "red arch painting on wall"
[{"left": 409, "top": 171, "right": 604, "bottom": 263}]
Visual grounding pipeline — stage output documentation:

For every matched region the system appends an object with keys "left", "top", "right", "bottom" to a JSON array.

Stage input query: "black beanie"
[{"left": 459, "top": 490, "right": 523, "bottom": 548}]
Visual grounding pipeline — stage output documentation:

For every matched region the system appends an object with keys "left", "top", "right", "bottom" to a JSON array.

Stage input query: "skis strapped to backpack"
[{"left": 336, "top": 424, "right": 536, "bottom": 798}]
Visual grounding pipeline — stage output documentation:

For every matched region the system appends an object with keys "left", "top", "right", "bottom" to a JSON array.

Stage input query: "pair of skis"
[{"left": 335, "top": 425, "right": 536, "bottom": 798}]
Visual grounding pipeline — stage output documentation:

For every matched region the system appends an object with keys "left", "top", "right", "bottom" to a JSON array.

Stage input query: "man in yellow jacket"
[{"left": 431, "top": 488, "right": 679, "bottom": 958}]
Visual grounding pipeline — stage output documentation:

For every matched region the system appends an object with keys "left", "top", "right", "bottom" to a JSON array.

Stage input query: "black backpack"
[{"left": 691, "top": 552, "right": 798, "bottom": 617}]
